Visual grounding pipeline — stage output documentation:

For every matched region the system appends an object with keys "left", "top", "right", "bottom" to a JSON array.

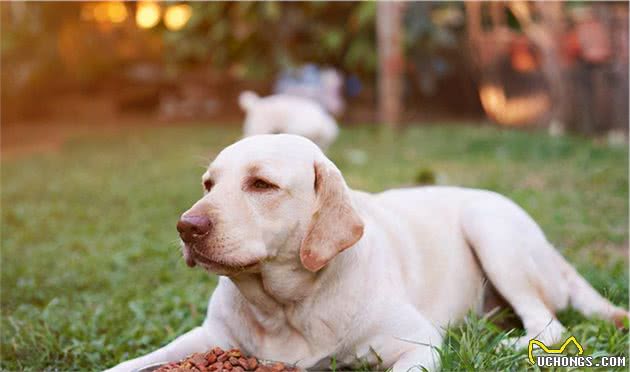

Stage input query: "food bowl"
[{"left": 132, "top": 347, "right": 300, "bottom": 372}]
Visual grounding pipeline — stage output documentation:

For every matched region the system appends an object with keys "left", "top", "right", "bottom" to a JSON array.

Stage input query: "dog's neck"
[
  {"left": 229, "top": 260, "right": 318, "bottom": 311},
  {"left": 226, "top": 262, "right": 317, "bottom": 338},
  {"left": 227, "top": 243, "right": 362, "bottom": 337}
]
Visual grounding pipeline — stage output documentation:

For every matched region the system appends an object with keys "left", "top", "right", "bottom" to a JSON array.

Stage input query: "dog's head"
[{"left": 177, "top": 134, "right": 364, "bottom": 276}]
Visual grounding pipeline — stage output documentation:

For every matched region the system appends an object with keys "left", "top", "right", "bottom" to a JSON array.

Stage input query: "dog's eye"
[
  {"left": 203, "top": 179, "right": 214, "bottom": 192},
  {"left": 252, "top": 179, "right": 274, "bottom": 190}
]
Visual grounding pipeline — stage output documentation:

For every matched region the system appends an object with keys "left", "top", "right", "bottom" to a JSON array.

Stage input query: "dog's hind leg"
[
  {"left": 459, "top": 192, "right": 574, "bottom": 349},
  {"left": 552, "top": 248, "right": 629, "bottom": 328}
]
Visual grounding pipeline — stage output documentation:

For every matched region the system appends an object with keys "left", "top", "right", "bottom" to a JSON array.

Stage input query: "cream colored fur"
[
  {"left": 107, "top": 134, "right": 627, "bottom": 372},
  {"left": 240, "top": 91, "right": 339, "bottom": 150}
]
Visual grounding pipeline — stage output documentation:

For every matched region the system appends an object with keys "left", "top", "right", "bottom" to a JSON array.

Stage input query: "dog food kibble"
[{"left": 154, "top": 347, "right": 299, "bottom": 372}]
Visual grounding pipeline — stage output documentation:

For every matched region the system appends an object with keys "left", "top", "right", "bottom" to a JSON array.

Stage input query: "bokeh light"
[
  {"left": 80, "top": 2, "right": 127, "bottom": 24},
  {"left": 136, "top": 1, "right": 161, "bottom": 29},
  {"left": 107, "top": 2, "right": 128, "bottom": 24},
  {"left": 479, "top": 84, "right": 550, "bottom": 126},
  {"left": 164, "top": 4, "right": 192, "bottom": 31},
  {"left": 92, "top": 3, "right": 110, "bottom": 23}
]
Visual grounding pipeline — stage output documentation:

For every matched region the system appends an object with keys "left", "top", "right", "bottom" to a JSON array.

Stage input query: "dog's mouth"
[{"left": 184, "top": 245, "right": 260, "bottom": 275}]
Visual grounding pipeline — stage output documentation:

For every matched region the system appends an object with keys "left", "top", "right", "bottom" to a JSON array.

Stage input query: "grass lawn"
[{"left": 2, "top": 124, "right": 628, "bottom": 371}]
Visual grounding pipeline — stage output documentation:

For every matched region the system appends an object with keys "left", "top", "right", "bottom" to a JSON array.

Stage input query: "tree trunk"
[{"left": 377, "top": 1, "right": 404, "bottom": 128}]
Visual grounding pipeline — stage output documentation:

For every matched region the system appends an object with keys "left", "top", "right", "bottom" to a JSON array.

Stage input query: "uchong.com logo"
[{"left": 528, "top": 335, "right": 627, "bottom": 368}]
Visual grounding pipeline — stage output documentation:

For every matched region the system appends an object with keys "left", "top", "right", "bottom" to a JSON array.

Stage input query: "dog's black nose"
[{"left": 177, "top": 215, "right": 212, "bottom": 243}]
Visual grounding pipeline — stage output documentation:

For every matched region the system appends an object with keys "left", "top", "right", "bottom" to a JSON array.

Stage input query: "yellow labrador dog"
[
  {"left": 239, "top": 91, "right": 339, "bottom": 150},
  {"left": 108, "top": 134, "right": 627, "bottom": 372}
]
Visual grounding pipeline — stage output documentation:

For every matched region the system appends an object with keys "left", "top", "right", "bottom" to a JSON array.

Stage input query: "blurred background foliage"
[
  {"left": 2, "top": 2, "right": 459, "bottom": 81},
  {"left": 1, "top": 1, "right": 628, "bottom": 137},
  {"left": 1, "top": 2, "right": 472, "bottom": 123},
  {"left": 1, "top": 2, "right": 382, "bottom": 89},
  {"left": 164, "top": 2, "right": 378, "bottom": 80}
]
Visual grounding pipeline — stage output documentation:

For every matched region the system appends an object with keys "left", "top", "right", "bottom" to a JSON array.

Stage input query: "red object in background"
[
  {"left": 561, "top": 31, "right": 581, "bottom": 66},
  {"left": 510, "top": 35, "right": 539, "bottom": 73},
  {"left": 577, "top": 18, "right": 612, "bottom": 64}
]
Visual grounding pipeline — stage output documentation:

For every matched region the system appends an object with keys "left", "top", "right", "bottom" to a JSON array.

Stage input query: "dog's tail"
[
  {"left": 553, "top": 249, "right": 629, "bottom": 328},
  {"left": 239, "top": 91, "right": 260, "bottom": 111}
]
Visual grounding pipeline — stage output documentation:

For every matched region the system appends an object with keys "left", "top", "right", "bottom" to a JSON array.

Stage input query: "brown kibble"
[
  {"left": 206, "top": 353, "right": 218, "bottom": 363},
  {"left": 209, "top": 361, "right": 223, "bottom": 371},
  {"left": 236, "top": 357, "right": 249, "bottom": 369},
  {"left": 154, "top": 347, "right": 295, "bottom": 372},
  {"left": 191, "top": 354, "right": 209, "bottom": 367},
  {"left": 228, "top": 349, "right": 242, "bottom": 358}
]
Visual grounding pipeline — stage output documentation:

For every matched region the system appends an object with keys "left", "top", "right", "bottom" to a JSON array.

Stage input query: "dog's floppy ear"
[
  {"left": 300, "top": 161, "right": 364, "bottom": 272},
  {"left": 238, "top": 91, "right": 259, "bottom": 111}
]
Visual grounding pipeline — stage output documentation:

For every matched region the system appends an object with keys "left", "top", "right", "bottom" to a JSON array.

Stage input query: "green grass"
[{"left": 2, "top": 124, "right": 628, "bottom": 371}]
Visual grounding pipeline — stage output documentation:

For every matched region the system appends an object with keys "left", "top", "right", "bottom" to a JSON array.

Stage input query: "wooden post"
[
  {"left": 533, "top": 1, "right": 568, "bottom": 134},
  {"left": 377, "top": 1, "right": 404, "bottom": 128}
]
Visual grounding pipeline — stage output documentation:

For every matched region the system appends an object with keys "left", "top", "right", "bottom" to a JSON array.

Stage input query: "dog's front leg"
[
  {"left": 393, "top": 344, "right": 441, "bottom": 372},
  {"left": 389, "top": 315, "right": 443, "bottom": 372},
  {"left": 104, "top": 320, "right": 232, "bottom": 372},
  {"left": 358, "top": 303, "right": 442, "bottom": 372}
]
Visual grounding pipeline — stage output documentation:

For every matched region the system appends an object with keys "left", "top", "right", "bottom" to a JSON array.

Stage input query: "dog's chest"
[
  {"left": 237, "top": 304, "right": 339, "bottom": 366},
  {"left": 242, "top": 324, "right": 311, "bottom": 364}
]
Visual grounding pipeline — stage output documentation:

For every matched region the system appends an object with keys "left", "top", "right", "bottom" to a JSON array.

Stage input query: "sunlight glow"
[
  {"left": 479, "top": 84, "right": 550, "bottom": 126},
  {"left": 107, "top": 2, "right": 128, "bottom": 24},
  {"left": 83, "top": 2, "right": 128, "bottom": 24},
  {"left": 164, "top": 4, "right": 193, "bottom": 31},
  {"left": 136, "top": 1, "right": 161, "bottom": 29}
]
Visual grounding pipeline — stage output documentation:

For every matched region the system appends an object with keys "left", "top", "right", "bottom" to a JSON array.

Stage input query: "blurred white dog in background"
[{"left": 239, "top": 91, "right": 339, "bottom": 150}]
